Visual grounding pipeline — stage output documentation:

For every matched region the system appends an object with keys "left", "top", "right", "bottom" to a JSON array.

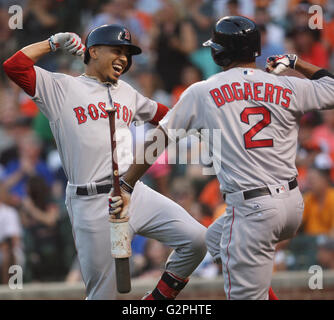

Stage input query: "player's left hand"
[
  {"left": 49, "top": 32, "right": 85, "bottom": 56},
  {"left": 265, "top": 54, "right": 298, "bottom": 74}
]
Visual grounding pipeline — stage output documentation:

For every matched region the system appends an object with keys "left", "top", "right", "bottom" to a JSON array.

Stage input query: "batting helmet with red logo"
[{"left": 84, "top": 24, "right": 142, "bottom": 74}]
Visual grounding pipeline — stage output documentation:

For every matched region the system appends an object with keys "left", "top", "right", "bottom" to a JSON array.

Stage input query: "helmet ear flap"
[{"left": 211, "top": 48, "right": 233, "bottom": 67}]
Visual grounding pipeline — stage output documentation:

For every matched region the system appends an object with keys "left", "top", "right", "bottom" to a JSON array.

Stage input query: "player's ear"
[{"left": 89, "top": 46, "right": 99, "bottom": 61}]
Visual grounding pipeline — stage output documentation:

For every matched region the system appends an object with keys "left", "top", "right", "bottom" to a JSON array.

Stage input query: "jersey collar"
[{"left": 80, "top": 73, "right": 118, "bottom": 88}]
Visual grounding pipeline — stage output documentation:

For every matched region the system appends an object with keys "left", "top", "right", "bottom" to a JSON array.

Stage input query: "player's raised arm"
[
  {"left": 265, "top": 54, "right": 334, "bottom": 80},
  {"left": 3, "top": 33, "right": 85, "bottom": 96},
  {"left": 266, "top": 54, "right": 334, "bottom": 113}
]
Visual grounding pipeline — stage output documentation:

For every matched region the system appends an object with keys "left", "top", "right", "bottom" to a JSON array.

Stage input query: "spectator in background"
[
  {"left": 20, "top": 176, "right": 61, "bottom": 282},
  {"left": 199, "top": 178, "right": 222, "bottom": 212},
  {"left": 135, "top": 239, "right": 171, "bottom": 279},
  {"left": 171, "top": 177, "right": 203, "bottom": 223},
  {"left": 0, "top": 116, "right": 33, "bottom": 168},
  {"left": 288, "top": 0, "right": 328, "bottom": 13},
  {"left": 256, "top": 24, "right": 285, "bottom": 69},
  {"left": 287, "top": 1, "right": 311, "bottom": 30},
  {"left": 0, "top": 183, "right": 23, "bottom": 284},
  {"left": 183, "top": 0, "right": 220, "bottom": 78},
  {"left": 1, "top": 132, "right": 54, "bottom": 206},
  {"left": 311, "top": 109, "right": 334, "bottom": 161},
  {"left": 292, "top": 26, "right": 329, "bottom": 68},
  {"left": 224, "top": 0, "right": 242, "bottom": 16},
  {"left": 323, "top": 15, "right": 334, "bottom": 54},
  {"left": 144, "top": 151, "right": 172, "bottom": 197},
  {"left": 183, "top": 0, "right": 214, "bottom": 46},
  {"left": 65, "top": 256, "right": 82, "bottom": 283},
  {"left": 135, "top": 0, "right": 163, "bottom": 15},
  {"left": 317, "top": 236, "right": 334, "bottom": 269},
  {"left": 171, "top": 64, "right": 203, "bottom": 105},
  {"left": 15, "top": 0, "right": 59, "bottom": 47},
  {"left": 254, "top": 6, "right": 285, "bottom": 47},
  {"left": 199, "top": 177, "right": 226, "bottom": 222},
  {"left": 311, "top": 109, "right": 334, "bottom": 181},
  {"left": 85, "top": 0, "right": 146, "bottom": 51},
  {"left": 130, "top": 68, "right": 171, "bottom": 195},
  {"left": 296, "top": 113, "right": 322, "bottom": 192},
  {"left": 301, "top": 154, "right": 334, "bottom": 237},
  {"left": 14, "top": 0, "right": 61, "bottom": 71},
  {"left": 151, "top": 0, "right": 197, "bottom": 92},
  {"left": 133, "top": 68, "right": 170, "bottom": 106},
  {"left": 129, "top": 234, "right": 148, "bottom": 278}
]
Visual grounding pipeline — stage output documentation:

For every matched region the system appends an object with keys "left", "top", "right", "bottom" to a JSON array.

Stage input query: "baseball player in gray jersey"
[
  {"left": 3, "top": 24, "right": 207, "bottom": 300},
  {"left": 110, "top": 16, "right": 334, "bottom": 300}
]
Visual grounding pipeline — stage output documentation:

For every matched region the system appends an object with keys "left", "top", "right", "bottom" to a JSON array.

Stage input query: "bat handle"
[{"left": 115, "top": 258, "right": 131, "bottom": 293}]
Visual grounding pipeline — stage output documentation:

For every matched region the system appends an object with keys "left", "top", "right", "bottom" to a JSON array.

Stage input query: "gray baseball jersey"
[
  {"left": 160, "top": 68, "right": 334, "bottom": 193},
  {"left": 160, "top": 67, "right": 334, "bottom": 299},
  {"left": 32, "top": 66, "right": 158, "bottom": 184}
]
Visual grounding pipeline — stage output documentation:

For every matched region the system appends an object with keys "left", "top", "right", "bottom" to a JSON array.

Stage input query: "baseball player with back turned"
[
  {"left": 110, "top": 16, "right": 334, "bottom": 300},
  {"left": 3, "top": 25, "right": 207, "bottom": 300}
]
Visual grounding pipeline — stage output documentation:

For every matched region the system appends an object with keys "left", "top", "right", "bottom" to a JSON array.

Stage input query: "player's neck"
[
  {"left": 84, "top": 65, "right": 117, "bottom": 84},
  {"left": 223, "top": 61, "right": 257, "bottom": 71}
]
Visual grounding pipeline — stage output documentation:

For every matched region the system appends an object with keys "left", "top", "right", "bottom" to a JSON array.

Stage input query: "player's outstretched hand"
[
  {"left": 109, "top": 188, "right": 131, "bottom": 220},
  {"left": 266, "top": 54, "right": 298, "bottom": 74},
  {"left": 49, "top": 32, "right": 85, "bottom": 56}
]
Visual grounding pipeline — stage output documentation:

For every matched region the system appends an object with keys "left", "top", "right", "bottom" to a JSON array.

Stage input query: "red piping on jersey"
[
  {"left": 226, "top": 207, "right": 235, "bottom": 300},
  {"left": 149, "top": 103, "right": 169, "bottom": 125},
  {"left": 3, "top": 51, "right": 36, "bottom": 96}
]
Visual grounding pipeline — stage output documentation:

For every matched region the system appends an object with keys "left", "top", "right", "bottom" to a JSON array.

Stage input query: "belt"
[
  {"left": 243, "top": 178, "right": 298, "bottom": 200},
  {"left": 76, "top": 184, "right": 112, "bottom": 196}
]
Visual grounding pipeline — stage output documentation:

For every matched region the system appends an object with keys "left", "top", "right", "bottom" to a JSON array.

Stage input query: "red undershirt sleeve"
[
  {"left": 149, "top": 103, "right": 170, "bottom": 125},
  {"left": 3, "top": 51, "right": 36, "bottom": 97}
]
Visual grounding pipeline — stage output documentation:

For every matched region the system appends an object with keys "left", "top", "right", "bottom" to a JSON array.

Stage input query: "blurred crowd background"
[{"left": 1, "top": 0, "right": 334, "bottom": 286}]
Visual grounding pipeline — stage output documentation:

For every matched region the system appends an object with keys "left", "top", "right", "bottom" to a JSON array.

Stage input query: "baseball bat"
[{"left": 107, "top": 106, "right": 131, "bottom": 294}]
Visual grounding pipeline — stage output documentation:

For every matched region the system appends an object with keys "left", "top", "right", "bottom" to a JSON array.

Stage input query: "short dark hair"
[{"left": 84, "top": 48, "right": 91, "bottom": 64}]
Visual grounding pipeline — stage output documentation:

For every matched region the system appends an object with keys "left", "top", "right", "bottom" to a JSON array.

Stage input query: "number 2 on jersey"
[{"left": 240, "top": 106, "right": 273, "bottom": 149}]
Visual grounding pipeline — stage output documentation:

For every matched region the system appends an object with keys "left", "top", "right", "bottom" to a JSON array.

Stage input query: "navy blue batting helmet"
[
  {"left": 84, "top": 24, "right": 142, "bottom": 74},
  {"left": 203, "top": 16, "right": 261, "bottom": 67}
]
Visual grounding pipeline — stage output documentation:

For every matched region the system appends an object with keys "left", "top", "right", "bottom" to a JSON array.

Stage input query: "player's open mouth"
[{"left": 112, "top": 64, "right": 123, "bottom": 76}]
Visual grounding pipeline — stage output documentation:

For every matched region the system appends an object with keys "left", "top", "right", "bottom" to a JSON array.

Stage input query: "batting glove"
[
  {"left": 48, "top": 32, "right": 85, "bottom": 56},
  {"left": 265, "top": 54, "right": 298, "bottom": 74},
  {"left": 108, "top": 179, "right": 133, "bottom": 219}
]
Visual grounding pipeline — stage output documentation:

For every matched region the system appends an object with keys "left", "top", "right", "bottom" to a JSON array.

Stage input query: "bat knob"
[{"left": 106, "top": 106, "right": 116, "bottom": 113}]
